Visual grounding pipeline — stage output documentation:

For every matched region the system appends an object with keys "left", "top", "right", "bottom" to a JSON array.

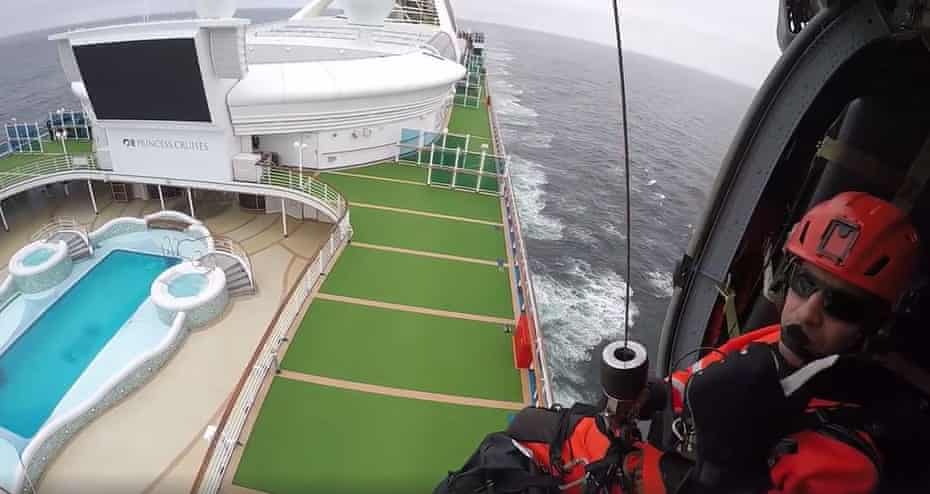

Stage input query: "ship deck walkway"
[{"left": 228, "top": 87, "right": 524, "bottom": 494}]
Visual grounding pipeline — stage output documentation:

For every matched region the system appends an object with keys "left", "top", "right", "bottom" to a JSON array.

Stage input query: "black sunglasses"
[{"left": 787, "top": 265, "right": 888, "bottom": 323}]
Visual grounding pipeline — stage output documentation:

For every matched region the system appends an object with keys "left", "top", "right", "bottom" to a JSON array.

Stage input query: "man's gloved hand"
[{"left": 683, "top": 343, "right": 838, "bottom": 489}]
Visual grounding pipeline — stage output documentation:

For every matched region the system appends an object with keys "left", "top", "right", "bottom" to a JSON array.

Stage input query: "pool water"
[
  {"left": 168, "top": 273, "right": 208, "bottom": 298},
  {"left": 22, "top": 247, "right": 54, "bottom": 267},
  {"left": 0, "top": 250, "right": 178, "bottom": 438}
]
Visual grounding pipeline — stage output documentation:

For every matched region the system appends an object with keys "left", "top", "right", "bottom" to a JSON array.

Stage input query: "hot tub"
[
  {"left": 9, "top": 240, "right": 72, "bottom": 294},
  {"left": 151, "top": 262, "right": 228, "bottom": 328}
]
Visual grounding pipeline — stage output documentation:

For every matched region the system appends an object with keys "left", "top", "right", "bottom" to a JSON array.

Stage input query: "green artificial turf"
[
  {"left": 339, "top": 162, "right": 427, "bottom": 183},
  {"left": 281, "top": 299, "right": 522, "bottom": 401},
  {"left": 448, "top": 102, "right": 492, "bottom": 140},
  {"left": 320, "top": 173, "right": 501, "bottom": 223},
  {"left": 321, "top": 246, "right": 514, "bottom": 319},
  {"left": 349, "top": 206, "right": 506, "bottom": 261},
  {"left": 233, "top": 379, "right": 512, "bottom": 494}
]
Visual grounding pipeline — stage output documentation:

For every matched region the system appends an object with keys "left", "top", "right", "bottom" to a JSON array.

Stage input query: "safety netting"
[
  {"left": 3, "top": 122, "right": 44, "bottom": 154},
  {"left": 396, "top": 129, "right": 503, "bottom": 193},
  {"left": 398, "top": 129, "right": 504, "bottom": 194},
  {"left": 47, "top": 110, "right": 91, "bottom": 140},
  {"left": 455, "top": 52, "right": 486, "bottom": 108}
]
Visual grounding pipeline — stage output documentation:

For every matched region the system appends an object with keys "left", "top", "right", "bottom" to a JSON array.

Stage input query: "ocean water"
[
  {"left": 0, "top": 11, "right": 757, "bottom": 405},
  {"left": 471, "top": 22, "right": 756, "bottom": 404}
]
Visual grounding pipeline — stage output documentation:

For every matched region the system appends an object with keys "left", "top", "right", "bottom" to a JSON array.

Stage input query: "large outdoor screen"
[{"left": 74, "top": 38, "right": 212, "bottom": 122}]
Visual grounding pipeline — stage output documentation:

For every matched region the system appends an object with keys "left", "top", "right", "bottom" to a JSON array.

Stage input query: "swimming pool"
[{"left": 0, "top": 250, "right": 178, "bottom": 439}]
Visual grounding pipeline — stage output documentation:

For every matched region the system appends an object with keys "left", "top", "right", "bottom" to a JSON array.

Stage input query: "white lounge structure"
[{"left": 39, "top": 0, "right": 464, "bottom": 232}]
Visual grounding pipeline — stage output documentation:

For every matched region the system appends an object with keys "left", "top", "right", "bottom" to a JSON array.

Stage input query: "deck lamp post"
[
  {"left": 293, "top": 140, "right": 309, "bottom": 188},
  {"left": 55, "top": 108, "right": 69, "bottom": 156},
  {"left": 55, "top": 130, "right": 68, "bottom": 157}
]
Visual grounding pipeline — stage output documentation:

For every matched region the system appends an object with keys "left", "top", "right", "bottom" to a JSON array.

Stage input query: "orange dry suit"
[
  {"left": 635, "top": 324, "right": 882, "bottom": 494},
  {"left": 434, "top": 403, "right": 637, "bottom": 493},
  {"left": 435, "top": 325, "right": 883, "bottom": 494}
]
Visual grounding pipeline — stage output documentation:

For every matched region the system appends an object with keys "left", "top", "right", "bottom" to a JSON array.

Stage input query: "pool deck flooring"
[{"left": 0, "top": 186, "right": 333, "bottom": 494}]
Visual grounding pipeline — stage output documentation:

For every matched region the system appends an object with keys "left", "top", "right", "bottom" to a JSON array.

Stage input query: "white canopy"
[{"left": 228, "top": 52, "right": 464, "bottom": 107}]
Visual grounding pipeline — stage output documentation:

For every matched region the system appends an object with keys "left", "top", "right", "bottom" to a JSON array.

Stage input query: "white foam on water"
[
  {"left": 647, "top": 179, "right": 657, "bottom": 186},
  {"left": 486, "top": 50, "right": 515, "bottom": 63},
  {"left": 487, "top": 59, "right": 538, "bottom": 127},
  {"left": 566, "top": 225, "right": 597, "bottom": 246},
  {"left": 521, "top": 132, "right": 553, "bottom": 149},
  {"left": 645, "top": 270, "right": 674, "bottom": 298},
  {"left": 533, "top": 258, "right": 639, "bottom": 405},
  {"left": 510, "top": 156, "right": 565, "bottom": 241},
  {"left": 602, "top": 222, "right": 626, "bottom": 241}
]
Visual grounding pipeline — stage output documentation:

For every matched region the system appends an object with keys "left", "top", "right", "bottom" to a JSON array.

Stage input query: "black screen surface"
[{"left": 74, "top": 38, "right": 212, "bottom": 122}]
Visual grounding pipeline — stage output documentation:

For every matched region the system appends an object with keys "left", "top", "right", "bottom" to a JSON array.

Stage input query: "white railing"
[
  {"left": 0, "top": 156, "right": 346, "bottom": 226},
  {"left": 258, "top": 164, "right": 346, "bottom": 219},
  {"left": 253, "top": 23, "right": 433, "bottom": 47},
  {"left": 194, "top": 212, "right": 352, "bottom": 494},
  {"left": 211, "top": 236, "right": 255, "bottom": 290},
  {"left": 0, "top": 155, "right": 96, "bottom": 193},
  {"left": 387, "top": 3, "right": 439, "bottom": 25},
  {"left": 486, "top": 74, "right": 554, "bottom": 407},
  {"left": 30, "top": 217, "right": 86, "bottom": 243}
]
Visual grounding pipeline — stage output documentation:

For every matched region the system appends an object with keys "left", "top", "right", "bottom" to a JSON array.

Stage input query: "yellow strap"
[
  {"left": 817, "top": 137, "right": 901, "bottom": 188},
  {"left": 715, "top": 275, "right": 741, "bottom": 339}
]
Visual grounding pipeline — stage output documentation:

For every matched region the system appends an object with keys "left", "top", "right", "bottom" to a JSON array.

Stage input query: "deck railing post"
[
  {"left": 477, "top": 145, "right": 488, "bottom": 192},
  {"left": 158, "top": 185, "right": 166, "bottom": 211},
  {"left": 187, "top": 187, "right": 196, "bottom": 218},
  {"left": 451, "top": 147, "right": 461, "bottom": 189},
  {"left": 88, "top": 180, "right": 98, "bottom": 215},
  {"left": 417, "top": 131, "right": 425, "bottom": 165},
  {"left": 281, "top": 199, "right": 288, "bottom": 238},
  {"left": 427, "top": 143, "right": 436, "bottom": 185},
  {"left": 0, "top": 201, "right": 8, "bottom": 231}
]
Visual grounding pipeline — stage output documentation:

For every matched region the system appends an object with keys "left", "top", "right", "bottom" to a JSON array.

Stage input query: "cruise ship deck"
[
  {"left": 0, "top": 2, "right": 551, "bottom": 492},
  {"left": 223, "top": 88, "right": 526, "bottom": 494}
]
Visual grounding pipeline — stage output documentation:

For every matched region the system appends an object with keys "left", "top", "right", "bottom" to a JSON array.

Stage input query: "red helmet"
[{"left": 784, "top": 191, "right": 920, "bottom": 304}]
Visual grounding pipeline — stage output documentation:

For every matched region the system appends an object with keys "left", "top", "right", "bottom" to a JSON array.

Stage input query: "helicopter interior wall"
[{"left": 732, "top": 37, "right": 930, "bottom": 343}]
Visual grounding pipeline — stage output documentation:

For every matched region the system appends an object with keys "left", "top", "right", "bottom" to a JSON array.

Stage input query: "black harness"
[{"left": 435, "top": 404, "right": 638, "bottom": 494}]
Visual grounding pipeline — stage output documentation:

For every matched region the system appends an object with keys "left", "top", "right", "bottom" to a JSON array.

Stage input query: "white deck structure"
[{"left": 47, "top": 0, "right": 465, "bottom": 218}]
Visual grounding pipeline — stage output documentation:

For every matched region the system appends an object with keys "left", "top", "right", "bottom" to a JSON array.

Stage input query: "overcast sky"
[{"left": 0, "top": 0, "right": 781, "bottom": 87}]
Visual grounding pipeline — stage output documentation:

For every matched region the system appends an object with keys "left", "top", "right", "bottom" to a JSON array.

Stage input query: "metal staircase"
[
  {"left": 54, "top": 232, "right": 93, "bottom": 260},
  {"left": 203, "top": 236, "right": 256, "bottom": 298},
  {"left": 223, "top": 262, "right": 255, "bottom": 297},
  {"left": 32, "top": 218, "right": 93, "bottom": 261}
]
